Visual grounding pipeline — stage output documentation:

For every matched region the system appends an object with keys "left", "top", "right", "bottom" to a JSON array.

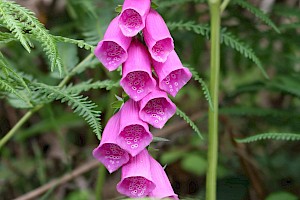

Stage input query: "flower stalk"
[{"left": 206, "top": 0, "right": 221, "bottom": 200}]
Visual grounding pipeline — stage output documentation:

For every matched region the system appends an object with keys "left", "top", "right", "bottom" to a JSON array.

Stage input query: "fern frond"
[
  {"left": 221, "top": 30, "right": 269, "bottom": 79},
  {"left": 66, "top": 80, "right": 119, "bottom": 94},
  {"left": 54, "top": 36, "right": 95, "bottom": 51},
  {"left": 176, "top": 107, "right": 203, "bottom": 139},
  {"left": 0, "top": 0, "right": 62, "bottom": 73},
  {"left": 167, "top": 21, "right": 210, "bottom": 38},
  {"left": 236, "top": 133, "right": 300, "bottom": 143},
  {"left": 33, "top": 83, "right": 102, "bottom": 139},
  {"left": 188, "top": 67, "right": 213, "bottom": 110},
  {"left": 0, "top": 32, "right": 17, "bottom": 44},
  {"left": 233, "top": 0, "right": 280, "bottom": 33}
]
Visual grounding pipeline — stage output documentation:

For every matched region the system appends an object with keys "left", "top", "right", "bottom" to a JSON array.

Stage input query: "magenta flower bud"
[
  {"left": 120, "top": 39, "right": 156, "bottom": 101},
  {"left": 94, "top": 17, "right": 132, "bottom": 71},
  {"left": 117, "top": 149, "right": 156, "bottom": 198},
  {"left": 148, "top": 156, "right": 179, "bottom": 200},
  {"left": 92, "top": 112, "right": 130, "bottom": 173},
  {"left": 117, "top": 99, "right": 153, "bottom": 157},
  {"left": 153, "top": 50, "right": 192, "bottom": 97},
  {"left": 119, "top": 0, "right": 151, "bottom": 37},
  {"left": 143, "top": 9, "right": 174, "bottom": 63},
  {"left": 139, "top": 87, "right": 176, "bottom": 129}
]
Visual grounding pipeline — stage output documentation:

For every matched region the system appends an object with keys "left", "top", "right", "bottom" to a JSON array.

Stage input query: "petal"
[
  {"left": 139, "top": 87, "right": 176, "bottom": 129},
  {"left": 95, "top": 17, "right": 132, "bottom": 71},
  {"left": 92, "top": 112, "right": 130, "bottom": 173},
  {"left": 117, "top": 149, "right": 156, "bottom": 198},
  {"left": 143, "top": 9, "right": 174, "bottom": 62},
  {"left": 120, "top": 39, "right": 156, "bottom": 101},
  {"left": 153, "top": 50, "right": 192, "bottom": 97},
  {"left": 119, "top": 0, "right": 151, "bottom": 37},
  {"left": 148, "top": 156, "right": 179, "bottom": 200},
  {"left": 118, "top": 99, "right": 153, "bottom": 157}
]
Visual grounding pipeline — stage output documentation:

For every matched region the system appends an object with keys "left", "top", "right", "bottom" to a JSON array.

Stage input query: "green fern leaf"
[
  {"left": 54, "top": 36, "right": 95, "bottom": 51},
  {"left": 176, "top": 107, "right": 203, "bottom": 139},
  {"left": 233, "top": 0, "right": 280, "bottom": 33},
  {"left": 33, "top": 83, "right": 102, "bottom": 139},
  {"left": 66, "top": 80, "right": 119, "bottom": 94},
  {"left": 236, "top": 133, "right": 300, "bottom": 143},
  {"left": 0, "top": 32, "right": 17, "bottom": 44},
  {"left": 168, "top": 21, "right": 210, "bottom": 38},
  {"left": 188, "top": 67, "right": 213, "bottom": 111}
]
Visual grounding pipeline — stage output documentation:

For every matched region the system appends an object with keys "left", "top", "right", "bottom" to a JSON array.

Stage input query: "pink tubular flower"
[
  {"left": 120, "top": 39, "right": 156, "bottom": 101},
  {"left": 117, "top": 149, "right": 156, "bottom": 198},
  {"left": 117, "top": 99, "right": 153, "bottom": 157},
  {"left": 153, "top": 50, "right": 192, "bottom": 97},
  {"left": 94, "top": 17, "right": 132, "bottom": 71},
  {"left": 148, "top": 156, "right": 179, "bottom": 200},
  {"left": 139, "top": 87, "right": 176, "bottom": 129},
  {"left": 92, "top": 112, "right": 130, "bottom": 173},
  {"left": 119, "top": 0, "right": 151, "bottom": 37},
  {"left": 143, "top": 9, "right": 174, "bottom": 63}
]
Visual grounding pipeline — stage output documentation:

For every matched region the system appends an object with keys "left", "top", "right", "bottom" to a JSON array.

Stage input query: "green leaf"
[
  {"left": 152, "top": 136, "right": 170, "bottom": 142},
  {"left": 181, "top": 154, "right": 207, "bottom": 176},
  {"left": 54, "top": 36, "right": 95, "bottom": 51},
  {"left": 111, "top": 100, "right": 124, "bottom": 109},
  {"left": 115, "top": 5, "right": 122, "bottom": 13},
  {"left": 160, "top": 150, "right": 187, "bottom": 165},
  {"left": 266, "top": 191, "right": 298, "bottom": 200},
  {"left": 66, "top": 80, "right": 119, "bottom": 94},
  {"left": 236, "top": 133, "right": 300, "bottom": 143}
]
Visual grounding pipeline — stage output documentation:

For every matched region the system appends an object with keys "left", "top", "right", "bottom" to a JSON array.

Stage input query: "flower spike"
[
  {"left": 143, "top": 9, "right": 174, "bottom": 63},
  {"left": 153, "top": 50, "right": 192, "bottom": 97},
  {"left": 92, "top": 112, "right": 130, "bottom": 173},
  {"left": 118, "top": 99, "right": 153, "bottom": 157},
  {"left": 117, "top": 149, "right": 156, "bottom": 198},
  {"left": 119, "top": 0, "right": 151, "bottom": 37},
  {"left": 139, "top": 87, "right": 176, "bottom": 129},
  {"left": 94, "top": 17, "right": 132, "bottom": 71},
  {"left": 148, "top": 156, "right": 179, "bottom": 200},
  {"left": 120, "top": 39, "right": 156, "bottom": 101}
]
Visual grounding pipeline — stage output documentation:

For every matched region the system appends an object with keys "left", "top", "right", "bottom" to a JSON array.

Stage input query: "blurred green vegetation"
[{"left": 0, "top": 0, "right": 299, "bottom": 199}]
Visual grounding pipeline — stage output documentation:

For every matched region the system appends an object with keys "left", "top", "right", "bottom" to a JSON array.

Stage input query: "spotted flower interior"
[
  {"left": 151, "top": 38, "right": 173, "bottom": 62},
  {"left": 97, "top": 41, "right": 126, "bottom": 70},
  {"left": 94, "top": 143, "right": 130, "bottom": 173},
  {"left": 160, "top": 68, "right": 191, "bottom": 97},
  {"left": 121, "top": 71, "right": 155, "bottom": 101},
  {"left": 119, "top": 9, "right": 143, "bottom": 37},
  {"left": 118, "top": 125, "right": 152, "bottom": 157},
  {"left": 140, "top": 97, "right": 176, "bottom": 128},
  {"left": 118, "top": 176, "right": 154, "bottom": 198}
]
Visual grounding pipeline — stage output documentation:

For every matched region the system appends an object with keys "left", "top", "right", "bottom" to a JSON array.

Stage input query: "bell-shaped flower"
[
  {"left": 119, "top": 0, "right": 151, "bottom": 37},
  {"left": 143, "top": 9, "right": 174, "bottom": 63},
  {"left": 120, "top": 39, "right": 156, "bottom": 101},
  {"left": 139, "top": 87, "right": 176, "bottom": 129},
  {"left": 92, "top": 112, "right": 130, "bottom": 173},
  {"left": 153, "top": 50, "right": 192, "bottom": 97},
  {"left": 117, "top": 149, "right": 156, "bottom": 198},
  {"left": 94, "top": 17, "right": 132, "bottom": 71},
  {"left": 117, "top": 99, "right": 153, "bottom": 157},
  {"left": 148, "top": 156, "right": 179, "bottom": 200}
]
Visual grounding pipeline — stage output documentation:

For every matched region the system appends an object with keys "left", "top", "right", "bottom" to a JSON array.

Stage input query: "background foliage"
[{"left": 0, "top": 0, "right": 299, "bottom": 199}]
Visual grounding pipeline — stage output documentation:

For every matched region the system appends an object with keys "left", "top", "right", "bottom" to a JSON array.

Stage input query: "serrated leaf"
[{"left": 236, "top": 133, "right": 300, "bottom": 143}]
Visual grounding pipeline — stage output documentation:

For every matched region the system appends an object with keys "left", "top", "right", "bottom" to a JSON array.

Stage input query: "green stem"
[
  {"left": 95, "top": 164, "right": 106, "bottom": 200},
  {"left": 206, "top": 0, "right": 221, "bottom": 200},
  {"left": 0, "top": 53, "right": 94, "bottom": 150},
  {"left": 220, "top": 0, "right": 231, "bottom": 13}
]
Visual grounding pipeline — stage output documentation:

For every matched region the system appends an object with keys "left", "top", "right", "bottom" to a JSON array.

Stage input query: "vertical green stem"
[{"left": 206, "top": 0, "right": 221, "bottom": 200}]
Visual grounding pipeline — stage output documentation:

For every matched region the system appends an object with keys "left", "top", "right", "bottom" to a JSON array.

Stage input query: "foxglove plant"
[
  {"left": 94, "top": 17, "right": 132, "bottom": 71},
  {"left": 143, "top": 8, "right": 174, "bottom": 62},
  {"left": 153, "top": 50, "right": 192, "bottom": 97},
  {"left": 120, "top": 39, "right": 156, "bottom": 101},
  {"left": 117, "top": 99, "right": 153, "bottom": 157},
  {"left": 119, "top": 0, "right": 151, "bottom": 37},
  {"left": 92, "top": 112, "right": 130, "bottom": 173}
]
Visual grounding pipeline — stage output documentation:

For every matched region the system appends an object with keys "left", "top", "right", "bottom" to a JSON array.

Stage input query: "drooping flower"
[
  {"left": 117, "top": 149, "right": 156, "bottom": 198},
  {"left": 119, "top": 0, "right": 151, "bottom": 37},
  {"left": 148, "top": 156, "right": 179, "bottom": 200},
  {"left": 117, "top": 99, "right": 153, "bottom": 157},
  {"left": 120, "top": 39, "right": 156, "bottom": 101},
  {"left": 153, "top": 50, "right": 192, "bottom": 97},
  {"left": 92, "top": 112, "right": 130, "bottom": 173},
  {"left": 94, "top": 17, "right": 132, "bottom": 71},
  {"left": 143, "top": 9, "right": 174, "bottom": 63},
  {"left": 139, "top": 87, "right": 176, "bottom": 129}
]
